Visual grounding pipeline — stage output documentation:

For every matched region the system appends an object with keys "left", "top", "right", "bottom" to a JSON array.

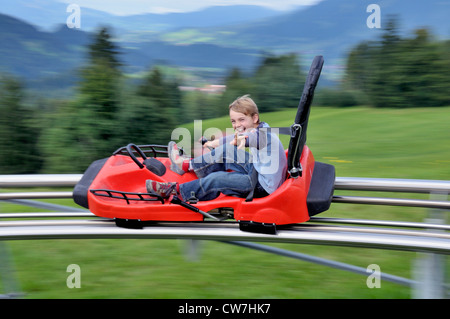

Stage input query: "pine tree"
[
  {"left": 217, "top": 67, "right": 254, "bottom": 118},
  {"left": 41, "top": 27, "right": 124, "bottom": 172},
  {"left": 251, "top": 53, "right": 304, "bottom": 112},
  {"left": 86, "top": 28, "right": 121, "bottom": 70},
  {"left": 0, "top": 75, "right": 42, "bottom": 173},
  {"left": 345, "top": 16, "right": 450, "bottom": 108},
  {"left": 75, "top": 27, "right": 123, "bottom": 163},
  {"left": 132, "top": 67, "right": 181, "bottom": 144}
]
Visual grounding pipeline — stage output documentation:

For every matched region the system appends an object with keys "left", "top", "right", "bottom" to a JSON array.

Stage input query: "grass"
[{"left": 1, "top": 105, "right": 449, "bottom": 299}]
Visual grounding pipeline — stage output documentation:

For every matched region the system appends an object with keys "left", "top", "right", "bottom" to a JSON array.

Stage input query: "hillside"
[
  {"left": 160, "top": 0, "right": 450, "bottom": 61},
  {"left": 0, "top": 2, "right": 286, "bottom": 32},
  {"left": 184, "top": 106, "right": 450, "bottom": 180},
  {"left": 7, "top": 106, "right": 450, "bottom": 298},
  {"left": 0, "top": 0, "right": 448, "bottom": 94},
  {"left": 0, "top": 14, "right": 86, "bottom": 80},
  {"left": 0, "top": 13, "right": 261, "bottom": 92}
]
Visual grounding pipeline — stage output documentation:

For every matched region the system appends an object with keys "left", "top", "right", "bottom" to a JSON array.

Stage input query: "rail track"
[
  {"left": 0, "top": 174, "right": 449, "bottom": 298},
  {"left": 0, "top": 175, "right": 449, "bottom": 254},
  {"left": 0, "top": 216, "right": 449, "bottom": 253}
]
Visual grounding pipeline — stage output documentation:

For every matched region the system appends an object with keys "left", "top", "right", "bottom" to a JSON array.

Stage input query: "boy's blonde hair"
[{"left": 229, "top": 95, "right": 260, "bottom": 123}]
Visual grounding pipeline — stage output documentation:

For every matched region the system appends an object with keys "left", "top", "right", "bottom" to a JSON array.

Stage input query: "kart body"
[{"left": 73, "top": 56, "right": 335, "bottom": 233}]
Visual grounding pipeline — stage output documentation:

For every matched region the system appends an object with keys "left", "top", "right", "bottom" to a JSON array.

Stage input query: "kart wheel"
[
  {"left": 239, "top": 220, "right": 277, "bottom": 234},
  {"left": 115, "top": 218, "right": 143, "bottom": 229}
]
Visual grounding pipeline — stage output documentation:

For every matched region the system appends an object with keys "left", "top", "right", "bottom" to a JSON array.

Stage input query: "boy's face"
[{"left": 229, "top": 109, "right": 259, "bottom": 132}]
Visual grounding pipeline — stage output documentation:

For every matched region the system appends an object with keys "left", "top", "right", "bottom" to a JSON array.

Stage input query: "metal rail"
[
  {"left": 1, "top": 211, "right": 449, "bottom": 231},
  {"left": 0, "top": 174, "right": 82, "bottom": 188},
  {"left": 0, "top": 176, "right": 449, "bottom": 250},
  {"left": 0, "top": 175, "right": 448, "bottom": 250},
  {"left": 1, "top": 174, "right": 449, "bottom": 192},
  {"left": 1, "top": 175, "right": 450, "bottom": 209},
  {"left": 334, "top": 177, "right": 450, "bottom": 193},
  {"left": 0, "top": 219, "right": 449, "bottom": 254},
  {"left": 333, "top": 195, "right": 450, "bottom": 209},
  {"left": 0, "top": 174, "right": 449, "bottom": 297}
]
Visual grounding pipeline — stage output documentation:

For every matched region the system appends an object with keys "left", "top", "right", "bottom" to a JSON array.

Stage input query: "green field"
[{"left": 1, "top": 106, "right": 449, "bottom": 299}]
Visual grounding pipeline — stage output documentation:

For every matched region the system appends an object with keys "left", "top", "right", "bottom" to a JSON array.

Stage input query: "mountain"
[
  {"left": 0, "top": 0, "right": 115, "bottom": 31},
  {"left": 0, "top": 3, "right": 291, "bottom": 94},
  {"left": 115, "top": 6, "right": 287, "bottom": 33},
  {"left": 160, "top": 0, "right": 450, "bottom": 62},
  {"left": 0, "top": 1, "right": 286, "bottom": 32},
  {"left": 0, "top": 14, "right": 89, "bottom": 78},
  {"left": 0, "top": 13, "right": 262, "bottom": 93},
  {"left": 0, "top": 0, "right": 448, "bottom": 95},
  {"left": 121, "top": 41, "right": 260, "bottom": 74}
]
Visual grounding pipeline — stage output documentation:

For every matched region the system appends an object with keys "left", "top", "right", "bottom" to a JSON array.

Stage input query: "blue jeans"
[{"left": 178, "top": 143, "right": 267, "bottom": 201}]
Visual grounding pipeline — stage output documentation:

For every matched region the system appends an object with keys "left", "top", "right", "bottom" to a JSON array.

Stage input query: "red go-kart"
[{"left": 73, "top": 56, "right": 335, "bottom": 234}]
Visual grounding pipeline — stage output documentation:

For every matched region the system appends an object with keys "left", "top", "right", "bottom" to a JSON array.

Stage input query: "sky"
[{"left": 58, "top": 0, "right": 324, "bottom": 15}]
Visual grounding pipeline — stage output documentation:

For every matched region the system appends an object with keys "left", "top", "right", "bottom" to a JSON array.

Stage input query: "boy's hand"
[
  {"left": 236, "top": 134, "right": 247, "bottom": 149},
  {"left": 203, "top": 139, "right": 219, "bottom": 149},
  {"left": 231, "top": 132, "right": 247, "bottom": 149}
]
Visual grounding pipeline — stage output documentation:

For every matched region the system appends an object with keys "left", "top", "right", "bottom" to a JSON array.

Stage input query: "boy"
[{"left": 146, "top": 95, "right": 287, "bottom": 201}]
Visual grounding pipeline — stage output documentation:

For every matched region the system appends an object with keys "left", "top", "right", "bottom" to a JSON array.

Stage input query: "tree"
[
  {"left": 251, "top": 53, "right": 304, "bottom": 112},
  {"left": 218, "top": 67, "right": 254, "bottom": 116},
  {"left": 137, "top": 67, "right": 182, "bottom": 120},
  {"left": 76, "top": 27, "right": 123, "bottom": 161},
  {"left": 128, "top": 67, "right": 182, "bottom": 144},
  {"left": 0, "top": 75, "right": 42, "bottom": 173},
  {"left": 86, "top": 27, "right": 121, "bottom": 70},
  {"left": 395, "top": 29, "right": 450, "bottom": 107},
  {"left": 345, "top": 42, "right": 375, "bottom": 98},
  {"left": 41, "top": 27, "right": 124, "bottom": 172},
  {"left": 216, "top": 54, "right": 305, "bottom": 114},
  {"left": 225, "top": 68, "right": 253, "bottom": 99},
  {"left": 345, "top": 17, "right": 450, "bottom": 108}
]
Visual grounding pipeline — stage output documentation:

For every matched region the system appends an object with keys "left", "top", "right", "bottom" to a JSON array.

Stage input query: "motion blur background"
[{"left": 0, "top": 0, "right": 449, "bottom": 298}]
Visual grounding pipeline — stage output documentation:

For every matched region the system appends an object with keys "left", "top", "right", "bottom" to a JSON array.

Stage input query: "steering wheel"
[
  {"left": 125, "top": 143, "right": 147, "bottom": 169},
  {"left": 124, "top": 143, "right": 167, "bottom": 176}
]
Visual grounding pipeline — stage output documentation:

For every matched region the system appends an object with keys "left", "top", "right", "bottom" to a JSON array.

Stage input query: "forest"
[{"left": 0, "top": 18, "right": 449, "bottom": 174}]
